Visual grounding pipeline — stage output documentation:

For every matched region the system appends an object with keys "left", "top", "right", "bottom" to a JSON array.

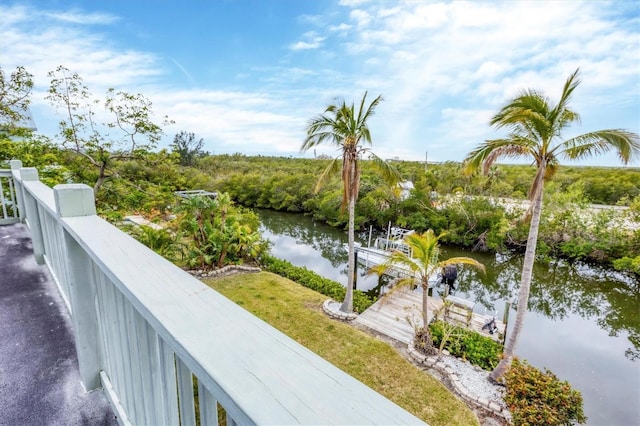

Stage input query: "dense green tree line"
[{"left": 194, "top": 154, "right": 640, "bottom": 274}]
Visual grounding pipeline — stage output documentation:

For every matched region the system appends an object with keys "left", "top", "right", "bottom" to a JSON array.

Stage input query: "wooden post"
[
  {"left": 353, "top": 249, "right": 359, "bottom": 290},
  {"left": 20, "top": 167, "right": 45, "bottom": 264},
  {"left": 54, "top": 184, "right": 101, "bottom": 391}
]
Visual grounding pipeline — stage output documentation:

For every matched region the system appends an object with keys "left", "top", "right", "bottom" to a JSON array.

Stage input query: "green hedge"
[
  {"left": 260, "top": 255, "right": 376, "bottom": 313},
  {"left": 428, "top": 320, "right": 502, "bottom": 370}
]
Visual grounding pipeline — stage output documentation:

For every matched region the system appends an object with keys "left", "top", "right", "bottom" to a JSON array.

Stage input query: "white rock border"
[
  {"left": 322, "top": 299, "right": 358, "bottom": 321},
  {"left": 189, "top": 265, "right": 262, "bottom": 278},
  {"left": 407, "top": 341, "right": 512, "bottom": 423}
]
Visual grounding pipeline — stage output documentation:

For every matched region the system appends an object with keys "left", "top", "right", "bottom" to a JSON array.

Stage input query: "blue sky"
[{"left": 1, "top": 0, "right": 639, "bottom": 166}]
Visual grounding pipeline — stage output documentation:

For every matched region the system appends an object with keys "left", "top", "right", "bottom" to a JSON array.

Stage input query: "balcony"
[{"left": 0, "top": 160, "right": 424, "bottom": 425}]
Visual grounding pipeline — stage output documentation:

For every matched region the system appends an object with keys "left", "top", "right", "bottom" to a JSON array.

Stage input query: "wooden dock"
[{"left": 354, "top": 287, "right": 505, "bottom": 345}]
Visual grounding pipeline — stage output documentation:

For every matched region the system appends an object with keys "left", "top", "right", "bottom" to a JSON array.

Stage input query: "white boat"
[{"left": 356, "top": 226, "right": 417, "bottom": 278}]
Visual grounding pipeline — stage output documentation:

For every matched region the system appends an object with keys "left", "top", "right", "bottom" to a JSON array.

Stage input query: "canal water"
[{"left": 257, "top": 209, "right": 640, "bottom": 426}]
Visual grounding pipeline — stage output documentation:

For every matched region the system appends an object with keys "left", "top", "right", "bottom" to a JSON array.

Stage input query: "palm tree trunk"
[
  {"left": 340, "top": 195, "right": 356, "bottom": 313},
  {"left": 421, "top": 282, "right": 429, "bottom": 328},
  {"left": 490, "top": 183, "right": 545, "bottom": 382}
]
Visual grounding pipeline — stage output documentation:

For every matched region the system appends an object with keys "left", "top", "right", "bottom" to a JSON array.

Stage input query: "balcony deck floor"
[{"left": 0, "top": 223, "right": 117, "bottom": 426}]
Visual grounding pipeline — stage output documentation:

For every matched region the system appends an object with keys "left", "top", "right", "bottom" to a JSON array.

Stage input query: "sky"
[{"left": 1, "top": 0, "right": 639, "bottom": 167}]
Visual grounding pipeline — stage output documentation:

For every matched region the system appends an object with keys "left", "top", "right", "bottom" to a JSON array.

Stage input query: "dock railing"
[{"left": 5, "top": 160, "right": 423, "bottom": 426}]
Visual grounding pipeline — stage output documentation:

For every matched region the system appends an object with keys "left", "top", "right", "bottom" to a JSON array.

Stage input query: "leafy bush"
[
  {"left": 613, "top": 255, "right": 640, "bottom": 275},
  {"left": 505, "top": 359, "right": 587, "bottom": 426},
  {"left": 260, "top": 255, "right": 375, "bottom": 313},
  {"left": 428, "top": 320, "right": 502, "bottom": 370}
]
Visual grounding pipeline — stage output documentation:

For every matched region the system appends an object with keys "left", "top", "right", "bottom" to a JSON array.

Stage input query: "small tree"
[
  {"left": 46, "top": 65, "right": 172, "bottom": 192},
  {"left": 171, "top": 131, "right": 206, "bottom": 166},
  {"left": 0, "top": 65, "right": 34, "bottom": 135}
]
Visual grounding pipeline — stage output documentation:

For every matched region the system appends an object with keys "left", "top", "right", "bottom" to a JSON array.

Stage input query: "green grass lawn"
[{"left": 203, "top": 271, "right": 478, "bottom": 426}]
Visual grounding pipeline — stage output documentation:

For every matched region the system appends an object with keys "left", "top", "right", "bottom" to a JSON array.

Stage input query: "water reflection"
[
  {"left": 258, "top": 208, "right": 349, "bottom": 268},
  {"left": 446, "top": 246, "right": 640, "bottom": 362},
  {"left": 259, "top": 208, "right": 639, "bottom": 360},
  {"left": 257, "top": 209, "right": 640, "bottom": 425}
]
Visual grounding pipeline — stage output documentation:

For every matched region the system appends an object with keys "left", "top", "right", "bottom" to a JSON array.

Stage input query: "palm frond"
[
  {"left": 552, "top": 68, "right": 581, "bottom": 122},
  {"left": 314, "top": 158, "right": 341, "bottom": 193},
  {"left": 367, "top": 151, "right": 401, "bottom": 186},
  {"left": 560, "top": 130, "right": 640, "bottom": 165},
  {"left": 357, "top": 92, "right": 383, "bottom": 144},
  {"left": 490, "top": 92, "right": 549, "bottom": 129},
  {"left": 302, "top": 114, "right": 343, "bottom": 151},
  {"left": 463, "top": 138, "right": 531, "bottom": 174}
]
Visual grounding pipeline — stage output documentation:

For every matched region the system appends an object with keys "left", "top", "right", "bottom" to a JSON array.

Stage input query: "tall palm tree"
[
  {"left": 368, "top": 230, "right": 485, "bottom": 330},
  {"left": 302, "top": 92, "right": 400, "bottom": 313},
  {"left": 464, "top": 68, "right": 640, "bottom": 381}
]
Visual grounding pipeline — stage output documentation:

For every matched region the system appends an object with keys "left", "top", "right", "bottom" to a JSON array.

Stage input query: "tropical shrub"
[
  {"left": 504, "top": 358, "right": 587, "bottom": 426},
  {"left": 260, "top": 255, "right": 375, "bottom": 313},
  {"left": 428, "top": 320, "right": 502, "bottom": 370},
  {"left": 613, "top": 256, "right": 640, "bottom": 275},
  {"left": 127, "top": 225, "right": 185, "bottom": 263},
  {"left": 177, "top": 194, "right": 267, "bottom": 269}
]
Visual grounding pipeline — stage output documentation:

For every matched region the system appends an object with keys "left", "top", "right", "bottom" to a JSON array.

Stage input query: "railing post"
[
  {"left": 9, "top": 160, "right": 25, "bottom": 222},
  {"left": 20, "top": 167, "right": 45, "bottom": 264},
  {"left": 54, "top": 184, "right": 102, "bottom": 391}
]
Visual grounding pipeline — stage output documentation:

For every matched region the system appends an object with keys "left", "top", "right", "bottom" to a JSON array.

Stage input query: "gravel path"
[{"left": 439, "top": 354, "right": 507, "bottom": 410}]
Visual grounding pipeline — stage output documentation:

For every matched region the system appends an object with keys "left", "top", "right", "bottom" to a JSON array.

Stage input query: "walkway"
[{"left": 0, "top": 224, "right": 117, "bottom": 426}]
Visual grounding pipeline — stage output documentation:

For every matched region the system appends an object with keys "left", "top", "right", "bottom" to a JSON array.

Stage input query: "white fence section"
[
  {"left": 8, "top": 160, "right": 424, "bottom": 426},
  {"left": 0, "top": 163, "right": 21, "bottom": 225}
]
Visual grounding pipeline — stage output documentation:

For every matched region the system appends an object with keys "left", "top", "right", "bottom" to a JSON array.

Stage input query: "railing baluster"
[
  {"left": 157, "top": 338, "right": 179, "bottom": 425},
  {"left": 133, "top": 307, "right": 155, "bottom": 425},
  {"left": 176, "top": 358, "right": 196, "bottom": 426},
  {"left": 93, "top": 264, "right": 116, "bottom": 387},
  {"left": 8, "top": 176, "right": 17, "bottom": 218},
  {"left": 113, "top": 285, "right": 137, "bottom": 422},
  {"left": 198, "top": 381, "right": 218, "bottom": 426},
  {"left": 103, "top": 273, "right": 129, "bottom": 415},
  {"left": 124, "top": 301, "right": 146, "bottom": 424},
  {"left": 0, "top": 177, "right": 8, "bottom": 219}
]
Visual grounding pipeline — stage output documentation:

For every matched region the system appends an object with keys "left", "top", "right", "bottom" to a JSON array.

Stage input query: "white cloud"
[
  {"left": 339, "top": 0, "right": 370, "bottom": 7},
  {"left": 1, "top": 1, "right": 637, "bottom": 166},
  {"left": 327, "top": 0, "right": 638, "bottom": 165},
  {"left": 328, "top": 23, "right": 352, "bottom": 32},
  {"left": 289, "top": 31, "right": 326, "bottom": 51},
  {"left": 349, "top": 9, "right": 372, "bottom": 28},
  {"left": 46, "top": 10, "right": 119, "bottom": 25},
  {"left": 289, "top": 41, "right": 322, "bottom": 51}
]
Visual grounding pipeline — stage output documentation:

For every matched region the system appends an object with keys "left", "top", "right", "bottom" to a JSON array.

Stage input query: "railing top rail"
[
  {"left": 60, "top": 213, "right": 423, "bottom": 425},
  {"left": 22, "top": 179, "right": 57, "bottom": 216}
]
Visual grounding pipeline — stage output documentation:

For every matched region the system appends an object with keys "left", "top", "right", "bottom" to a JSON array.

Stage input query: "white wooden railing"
[
  {"left": 6, "top": 160, "right": 424, "bottom": 426},
  {"left": 0, "top": 167, "right": 20, "bottom": 225}
]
